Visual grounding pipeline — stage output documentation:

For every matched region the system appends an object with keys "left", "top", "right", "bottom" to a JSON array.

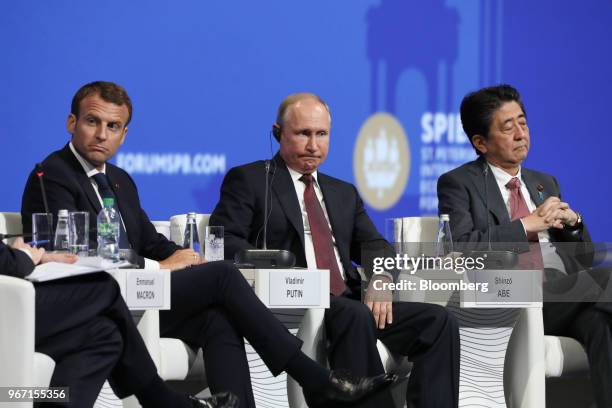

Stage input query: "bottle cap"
[
  {"left": 440, "top": 214, "right": 450, "bottom": 221},
  {"left": 58, "top": 209, "right": 68, "bottom": 217},
  {"left": 103, "top": 197, "right": 115, "bottom": 207}
]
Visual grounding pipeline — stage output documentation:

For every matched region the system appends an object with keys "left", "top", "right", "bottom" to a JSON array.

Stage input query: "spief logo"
[{"left": 353, "top": 113, "right": 410, "bottom": 210}]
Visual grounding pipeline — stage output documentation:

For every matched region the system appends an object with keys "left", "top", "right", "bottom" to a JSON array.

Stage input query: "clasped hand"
[{"left": 522, "top": 197, "right": 579, "bottom": 233}]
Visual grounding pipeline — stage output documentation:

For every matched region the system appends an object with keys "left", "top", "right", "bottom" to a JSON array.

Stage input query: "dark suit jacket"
[
  {"left": 0, "top": 242, "right": 35, "bottom": 278},
  {"left": 21, "top": 144, "right": 180, "bottom": 266},
  {"left": 210, "top": 153, "right": 394, "bottom": 283},
  {"left": 437, "top": 157, "right": 593, "bottom": 271}
]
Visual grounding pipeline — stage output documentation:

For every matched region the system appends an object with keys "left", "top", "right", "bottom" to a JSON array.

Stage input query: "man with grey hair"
[{"left": 211, "top": 92, "right": 460, "bottom": 408}]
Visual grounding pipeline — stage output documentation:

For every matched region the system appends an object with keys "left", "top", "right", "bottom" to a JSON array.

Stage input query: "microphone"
[
  {"left": 234, "top": 159, "right": 295, "bottom": 269},
  {"left": 483, "top": 162, "right": 492, "bottom": 251},
  {"left": 263, "top": 160, "right": 270, "bottom": 250},
  {"left": 35, "top": 163, "right": 50, "bottom": 216},
  {"left": 35, "top": 162, "right": 55, "bottom": 239}
]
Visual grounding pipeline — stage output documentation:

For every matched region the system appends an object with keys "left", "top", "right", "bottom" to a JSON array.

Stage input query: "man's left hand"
[
  {"left": 41, "top": 252, "right": 78, "bottom": 264},
  {"left": 364, "top": 275, "right": 393, "bottom": 330},
  {"left": 556, "top": 205, "right": 579, "bottom": 227}
]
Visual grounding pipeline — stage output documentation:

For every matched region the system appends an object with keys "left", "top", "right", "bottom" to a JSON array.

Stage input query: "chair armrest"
[
  {"left": 0, "top": 275, "right": 36, "bottom": 386},
  {"left": 504, "top": 307, "right": 546, "bottom": 408},
  {"left": 136, "top": 310, "right": 162, "bottom": 372},
  {"left": 288, "top": 308, "right": 327, "bottom": 408}
]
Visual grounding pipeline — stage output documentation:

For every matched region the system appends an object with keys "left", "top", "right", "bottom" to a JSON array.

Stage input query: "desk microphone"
[
  {"left": 483, "top": 163, "right": 492, "bottom": 250},
  {"left": 466, "top": 161, "right": 518, "bottom": 268},
  {"left": 235, "top": 159, "right": 295, "bottom": 268},
  {"left": 35, "top": 162, "right": 56, "bottom": 237},
  {"left": 36, "top": 163, "right": 50, "bottom": 216},
  {"left": 263, "top": 160, "right": 270, "bottom": 250}
]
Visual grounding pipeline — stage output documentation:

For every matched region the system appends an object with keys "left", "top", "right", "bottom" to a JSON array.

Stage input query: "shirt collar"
[
  {"left": 69, "top": 142, "right": 106, "bottom": 177},
  {"left": 286, "top": 165, "right": 319, "bottom": 186},
  {"left": 487, "top": 161, "right": 522, "bottom": 189}
]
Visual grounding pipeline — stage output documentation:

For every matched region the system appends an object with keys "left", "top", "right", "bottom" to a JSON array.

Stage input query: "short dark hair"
[
  {"left": 460, "top": 84, "right": 526, "bottom": 155},
  {"left": 71, "top": 81, "right": 133, "bottom": 125}
]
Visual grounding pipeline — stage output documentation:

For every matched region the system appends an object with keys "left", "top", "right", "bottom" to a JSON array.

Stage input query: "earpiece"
[{"left": 272, "top": 124, "right": 281, "bottom": 141}]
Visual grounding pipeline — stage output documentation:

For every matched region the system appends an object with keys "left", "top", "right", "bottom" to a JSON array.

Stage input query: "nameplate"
[
  {"left": 462, "top": 269, "right": 542, "bottom": 308},
  {"left": 109, "top": 268, "right": 170, "bottom": 310},
  {"left": 268, "top": 270, "right": 322, "bottom": 307}
]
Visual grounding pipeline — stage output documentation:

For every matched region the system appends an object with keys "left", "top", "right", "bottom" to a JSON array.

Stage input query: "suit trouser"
[
  {"left": 34, "top": 273, "right": 159, "bottom": 407},
  {"left": 324, "top": 295, "right": 460, "bottom": 408},
  {"left": 544, "top": 267, "right": 612, "bottom": 408},
  {"left": 159, "top": 261, "right": 303, "bottom": 408}
]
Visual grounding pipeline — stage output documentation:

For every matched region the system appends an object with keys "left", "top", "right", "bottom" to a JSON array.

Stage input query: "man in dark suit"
[
  {"left": 210, "top": 93, "right": 460, "bottom": 408},
  {"left": 437, "top": 84, "right": 611, "bottom": 407},
  {"left": 21, "top": 81, "right": 393, "bottom": 408},
  {"left": 0, "top": 238, "right": 237, "bottom": 407}
]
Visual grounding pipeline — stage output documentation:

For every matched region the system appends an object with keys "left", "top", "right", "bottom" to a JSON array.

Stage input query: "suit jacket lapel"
[
  {"left": 469, "top": 159, "right": 510, "bottom": 224},
  {"left": 521, "top": 169, "right": 545, "bottom": 206},
  {"left": 105, "top": 167, "right": 128, "bottom": 218},
  {"left": 271, "top": 154, "right": 305, "bottom": 249},
  {"left": 60, "top": 145, "right": 102, "bottom": 214},
  {"left": 317, "top": 174, "right": 343, "bottom": 238}
]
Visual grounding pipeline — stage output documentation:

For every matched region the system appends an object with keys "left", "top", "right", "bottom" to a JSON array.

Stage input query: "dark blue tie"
[{"left": 92, "top": 173, "right": 131, "bottom": 249}]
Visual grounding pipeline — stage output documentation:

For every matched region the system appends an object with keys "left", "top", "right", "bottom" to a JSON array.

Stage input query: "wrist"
[{"left": 565, "top": 211, "right": 582, "bottom": 229}]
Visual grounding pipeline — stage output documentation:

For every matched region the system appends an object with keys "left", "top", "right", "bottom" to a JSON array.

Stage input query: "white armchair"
[
  {"left": 504, "top": 309, "right": 590, "bottom": 407},
  {"left": 0, "top": 212, "right": 56, "bottom": 406},
  {"left": 122, "top": 214, "right": 211, "bottom": 407}
]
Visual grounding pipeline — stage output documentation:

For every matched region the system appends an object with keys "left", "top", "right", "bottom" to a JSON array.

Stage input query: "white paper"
[{"left": 27, "top": 257, "right": 131, "bottom": 282}]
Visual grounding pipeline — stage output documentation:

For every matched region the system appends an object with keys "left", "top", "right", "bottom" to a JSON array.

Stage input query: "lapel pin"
[{"left": 537, "top": 184, "right": 544, "bottom": 201}]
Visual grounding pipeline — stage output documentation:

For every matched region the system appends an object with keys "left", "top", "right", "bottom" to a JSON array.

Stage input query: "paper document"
[{"left": 27, "top": 257, "right": 132, "bottom": 282}]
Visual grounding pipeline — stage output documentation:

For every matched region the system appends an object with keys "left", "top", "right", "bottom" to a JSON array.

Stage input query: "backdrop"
[{"left": 2, "top": 0, "right": 611, "bottom": 241}]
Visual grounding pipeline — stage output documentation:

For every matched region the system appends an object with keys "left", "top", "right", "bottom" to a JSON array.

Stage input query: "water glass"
[
  {"left": 68, "top": 211, "right": 89, "bottom": 255},
  {"left": 204, "top": 226, "right": 224, "bottom": 262},
  {"left": 32, "top": 213, "right": 53, "bottom": 250}
]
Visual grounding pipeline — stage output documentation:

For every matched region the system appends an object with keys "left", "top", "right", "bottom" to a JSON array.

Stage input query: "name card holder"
[
  {"left": 108, "top": 268, "right": 171, "bottom": 310},
  {"left": 460, "top": 269, "right": 542, "bottom": 308},
  {"left": 240, "top": 269, "right": 330, "bottom": 309}
]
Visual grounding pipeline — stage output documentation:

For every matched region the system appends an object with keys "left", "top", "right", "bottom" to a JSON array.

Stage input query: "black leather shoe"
[
  {"left": 304, "top": 370, "right": 397, "bottom": 407},
  {"left": 189, "top": 392, "right": 239, "bottom": 408}
]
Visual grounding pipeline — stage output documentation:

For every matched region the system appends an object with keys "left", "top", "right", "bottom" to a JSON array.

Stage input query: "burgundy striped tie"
[
  {"left": 506, "top": 177, "right": 543, "bottom": 271},
  {"left": 506, "top": 177, "right": 539, "bottom": 242},
  {"left": 300, "top": 174, "right": 347, "bottom": 296}
]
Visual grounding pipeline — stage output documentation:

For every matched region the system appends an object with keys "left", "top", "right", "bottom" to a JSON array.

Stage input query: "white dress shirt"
[
  {"left": 487, "top": 162, "right": 565, "bottom": 272},
  {"left": 69, "top": 142, "right": 160, "bottom": 269},
  {"left": 286, "top": 166, "right": 346, "bottom": 280}
]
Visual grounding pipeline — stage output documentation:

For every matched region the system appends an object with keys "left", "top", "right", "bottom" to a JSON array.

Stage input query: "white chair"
[
  {"left": 389, "top": 216, "right": 590, "bottom": 407},
  {"left": 123, "top": 215, "right": 212, "bottom": 407},
  {"left": 504, "top": 309, "right": 590, "bottom": 407},
  {"left": 390, "top": 216, "right": 591, "bottom": 407},
  {"left": 0, "top": 212, "right": 55, "bottom": 407},
  {"left": 388, "top": 215, "right": 590, "bottom": 407}
]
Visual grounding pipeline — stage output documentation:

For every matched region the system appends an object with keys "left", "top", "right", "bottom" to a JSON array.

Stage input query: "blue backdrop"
[{"left": 2, "top": 0, "right": 611, "bottom": 241}]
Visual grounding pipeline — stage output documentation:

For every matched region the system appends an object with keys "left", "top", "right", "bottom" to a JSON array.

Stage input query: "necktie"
[
  {"left": 505, "top": 177, "right": 539, "bottom": 242},
  {"left": 91, "top": 173, "right": 131, "bottom": 249},
  {"left": 505, "top": 177, "right": 543, "bottom": 271},
  {"left": 300, "top": 174, "right": 347, "bottom": 296}
]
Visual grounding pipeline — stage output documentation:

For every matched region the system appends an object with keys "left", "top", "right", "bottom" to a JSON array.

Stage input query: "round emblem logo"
[{"left": 353, "top": 113, "right": 410, "bottom": 210}]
